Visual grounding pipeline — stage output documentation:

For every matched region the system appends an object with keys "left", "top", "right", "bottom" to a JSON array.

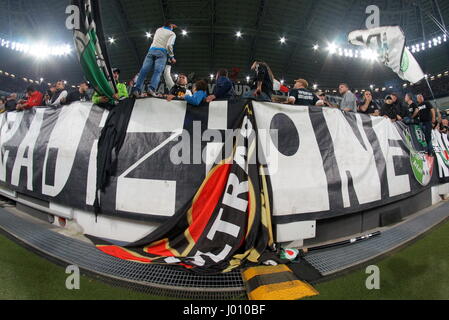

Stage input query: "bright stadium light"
[
  {"left": 108, "top": 37, "right": 115, "bottom": 44},
  {"left": 209, "top": 74, "right": 214, "bottom": 80},
  {"left": 236, "top": 31, "right": 242, "bottom": 38},
  {"left": 0, "top": 37, "right": 72, "bottom": 59},
  {"left": 246, "top": 76, "right": 250, "bottom": 83},
  {"left": 313, "top": 84, "right": 318, "bottom": 90},
  {"left": 313, "top": 44, "right": 319, "bottom": 50},
  {"left": 327, "top": 42, "right": 338, "bottom": 55},
  {"left": 280, "top": 37, "right": 286, "bottom": 44},
  {"left": 145, "top": 32, "right": 152, "bottom": 38},
  {"left": 182, "top": 30, "right": 188, "bottom": 36}
]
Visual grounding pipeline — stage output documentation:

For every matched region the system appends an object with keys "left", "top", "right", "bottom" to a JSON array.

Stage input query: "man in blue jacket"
[{"left": 206, "top": 69, "right": 235, "bottom": 103}]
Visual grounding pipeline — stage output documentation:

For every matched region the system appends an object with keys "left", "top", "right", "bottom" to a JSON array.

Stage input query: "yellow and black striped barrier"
[{"left": 241, "top": 265, "right": 319, "bottom": 300}]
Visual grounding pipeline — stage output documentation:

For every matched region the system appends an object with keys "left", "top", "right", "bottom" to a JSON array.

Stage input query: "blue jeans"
[
  {"left": 133, "top": 49, "right": 168, "bottom": 92},
  {"left": 242, "top": 90, "right": 272, "bottom": 102}
]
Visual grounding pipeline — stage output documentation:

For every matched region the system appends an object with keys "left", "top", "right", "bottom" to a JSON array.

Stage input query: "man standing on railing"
[
  {"left": 417, "top": 94, "right": 436, "bottom": 155},
  {"left": 131, "top": 22, "right": 177, "bottom": 98}
]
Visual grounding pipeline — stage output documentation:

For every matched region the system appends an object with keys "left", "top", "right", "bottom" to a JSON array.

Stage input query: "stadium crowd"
[{"left": 1, "top": 21, "right": 449, "bottom": 155}]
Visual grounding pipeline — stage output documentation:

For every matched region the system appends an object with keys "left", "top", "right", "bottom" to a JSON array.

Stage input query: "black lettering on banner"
[
  {"left": 343, "top": 112, "right": 368, "bottom": 151},
  {"left": 361, "top": 117, "right": 390, "bottom": 199},
  {"left": 308, "top": 107, "right": 344, "bottom": 210},
  {"left": 44, "top": 148, "right": 58, "bottom": 188}
]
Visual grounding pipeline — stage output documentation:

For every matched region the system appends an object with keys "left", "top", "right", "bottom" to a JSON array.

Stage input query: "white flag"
[{"left": 348, "top": 26, "right": 425, "bottom": 84}]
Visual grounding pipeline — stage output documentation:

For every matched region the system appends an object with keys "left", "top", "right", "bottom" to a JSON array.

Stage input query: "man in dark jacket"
[
  {"left": 417, "top": 94, "right": 436, "bottom": 155},
  {"left": 206, "top": 69, "right": 235, "bottom": 103},
  {"left": 391, "top": 93, "right": 410, "bottom": 119},
  {"left": 62, "top": 82, "right": 91, "bottom": 105},
  {"left": 380, "top": 95, "right": 401, "bottom": 122}
]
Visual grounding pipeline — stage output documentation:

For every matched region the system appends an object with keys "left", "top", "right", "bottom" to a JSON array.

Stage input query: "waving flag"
[
  {"left": 348, "top": 26, "right": 425, "bottom": 84},
  {"left": 71, "top": 0, "right": 117, "bottom": 100}
]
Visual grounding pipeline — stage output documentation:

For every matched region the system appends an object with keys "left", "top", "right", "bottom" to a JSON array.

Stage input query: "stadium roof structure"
[{"left": 1, "top": 0, "right": 449, "bottom": 89}]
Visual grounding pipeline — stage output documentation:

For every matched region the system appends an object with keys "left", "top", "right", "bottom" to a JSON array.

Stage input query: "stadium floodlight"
[
  {"left": 182, "top": 30, "right": 188, "bottom": 36},
  {"left": 108, "top": 37, "right": 116, "bottom": 44},
  {"left": 209, "top": 74, "right": 214, "bottom": 80},
  {"left": 280, "top": 37, "right": 286, "bottom": 44},
  {"left": 236, "top": 31, "right": 242, "bottom": 38},
  {"left": 280, "top": 79, "right": 285, "bottom": 84},
  {"left": 313, "top": 44, "right": 319, "bottom": 50},
  {"left": 145, "top": 32, "right": 152, "bottom": 39},
  {"left": 313, "top": 84, "right": 318, "bottom": 90},
  {"left": 326, "top": 42, "right": 338, "bottom": 55},
  {"left": 246, "top": 76, "right": 250, "bottom": 82}
]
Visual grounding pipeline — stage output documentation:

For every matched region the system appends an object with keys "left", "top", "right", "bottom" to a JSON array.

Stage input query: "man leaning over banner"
[
  {"left": 92, "top": 68, "right": 128, "bottom": 106},
  {"left": 131, "top": 22, "right": 178, "bottom": 98}
]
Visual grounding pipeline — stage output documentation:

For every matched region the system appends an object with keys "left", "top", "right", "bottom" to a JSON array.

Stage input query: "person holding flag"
[
  {"left": 92, "top": 68, "right": 128, "bottom": 107},
  {"left": 132, "top": 22, "right": 178, "bottom": 98}
]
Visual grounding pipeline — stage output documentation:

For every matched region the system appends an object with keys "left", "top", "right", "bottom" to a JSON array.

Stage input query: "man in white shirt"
[{"left": 132, "top": 22, "right": 177, "bottom": 97}]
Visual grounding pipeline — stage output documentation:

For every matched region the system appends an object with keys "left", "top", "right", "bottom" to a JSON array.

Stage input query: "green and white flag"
[
  {"left": 348, "top": 26, "right": 425, "bottom": 84},
  {"left": 71, "top": 0, "right": 116, "bottom": 100}
]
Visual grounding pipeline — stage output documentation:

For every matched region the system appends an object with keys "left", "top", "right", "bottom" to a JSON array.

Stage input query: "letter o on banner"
[{"left": 270, "top": 113, "right": 300, "bottom": 156}]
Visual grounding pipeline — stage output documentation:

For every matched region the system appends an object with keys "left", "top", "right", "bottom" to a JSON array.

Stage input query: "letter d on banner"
[{"left": 366, "top": 5, "right": 380, "bottom": 29}]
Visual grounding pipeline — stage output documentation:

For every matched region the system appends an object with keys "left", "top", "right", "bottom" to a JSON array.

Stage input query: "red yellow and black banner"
[{"left": 88, "top": 107, "right": 274, "bottom": 273}]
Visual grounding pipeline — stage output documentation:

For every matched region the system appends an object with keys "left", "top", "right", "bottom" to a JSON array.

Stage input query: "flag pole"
[{"left": 424, "top": 77, "right": 441, "bottom": 111}]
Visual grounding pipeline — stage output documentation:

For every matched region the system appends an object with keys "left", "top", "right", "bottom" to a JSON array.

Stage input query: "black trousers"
[{"left": 421, "top": 121, "right": 433, "bottom": 153}]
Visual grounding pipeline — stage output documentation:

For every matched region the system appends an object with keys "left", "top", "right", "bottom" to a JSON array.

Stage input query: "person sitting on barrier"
[
  {"left": 242, "top": 61, "right": 274, "bottom": 102},
  {"left": 165, "top": 73, "right": 192, "bottom": 102},
  {"left": 404, "top": 93, "right": 419, "bottom": 124},
  {"left": 16, "top": 86, "right": 43, "bottom": 110},
  {"left": 179, "top": 80, "right": 207, "bottom": 106},
  {"left": 417, "top": 94, "right": 436, "bottom": 155},
  {"left": 92, "top": 68, "right": 128, "bottom": 106},
  {"left": 131, "top": 22, "right": 178, "bottom": 98},
  {"left": 62, "top": 81, "right": 91, "bottom": 105},
  {"left": 358, "top": 91, "right": 380, "bottom": 116},
  {"left": 338, "top": 83, "right": 357, "bottom": 112},
  {"left": 285, "top": 79, "right": 319, "bottom": 106},
  {"left": 206, "top": 69, "right": 236, "bottom": 103}
]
